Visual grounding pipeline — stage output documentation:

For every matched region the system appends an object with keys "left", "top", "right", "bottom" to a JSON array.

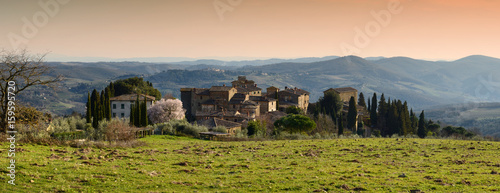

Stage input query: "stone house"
[
  {"left": 272, "top": 87, "right": 310, "bottom": 112},
  {"left": 324, "top": 87, "right": 358, "bottom": 103},
  {"left": 196, "top": 118, "right": 242, "bottom": 135},
  {"left": 110, "top": 94, "right": 155, "bottom": 118}
]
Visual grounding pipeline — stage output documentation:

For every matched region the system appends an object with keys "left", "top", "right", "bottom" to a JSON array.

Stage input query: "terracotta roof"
[
  {"left": 236, "top": 85, "right": 261, "bottom": 93},
  {"left": 197, "top": 118, "right": 242, "bottom": 129},
  {"left": 326, "top": 87, "right": 357, "bottom": 93},
  {"left": 110, "top": 94, "right": 155, "bottom": 101},
  {"left": 249, "top": 96, "right": 276, "bottom": 102},
  {"left": 210, "top": 86, "right": 234, "bottom": 92},
  {"left": 195, "top": 89, "right": 210, "bottom": 95},
  {"left": 280, "top": 88, "right": 310, "bottom": 96}
]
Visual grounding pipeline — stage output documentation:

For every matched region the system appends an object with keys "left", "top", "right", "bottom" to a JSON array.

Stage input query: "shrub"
[
  {"left": 247, "top": 120, "right": 266, "bottom": 137},
  {"left": 52, "top": 130, "right": 85, "bottom": 141},
  {"left": 104, "top": 119, "right": 138, "bottom": 142},
  {"left": 274, "top": 114, "right": 316, "bottom": 134}
]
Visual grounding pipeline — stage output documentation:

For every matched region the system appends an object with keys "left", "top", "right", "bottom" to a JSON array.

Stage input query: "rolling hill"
[{"left": 26, "top": 55, "right": 500, "bottom": 125}]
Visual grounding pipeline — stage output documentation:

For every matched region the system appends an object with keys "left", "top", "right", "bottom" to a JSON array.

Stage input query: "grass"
[{"left": 1, "top": 136, "right": 500, "bottom": 192}]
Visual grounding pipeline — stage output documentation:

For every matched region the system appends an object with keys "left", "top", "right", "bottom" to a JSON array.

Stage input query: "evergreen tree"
[
  {"left": 141, "top": 96, "right": 148, "bottom": 126},
  {"left": 100, "top": 90, "right": 105, "bottom": 121},
  {"left": 318, "top": 91, "right": 343, "bottom": 123},
  {"left": 358, "top": 92, "right": 366, "bottom": 109},
  {"left": 86, "top": 92, "right": 91, "bottom": 123},
  {"left": 401, "top": 101, "right": 412, "bottom": 136},
  {"left": 109, "top": 82, "right": 115, "bottom": 97},
  {"left": 347, "top": 96, "right": 357, "bottom": 131},
  {"left": 418, "top": 110, "right": 427, "bottom": 138},
  {"left": 378, "top": 94, "right": 388, "bottom": 135},
  {"left": 370, "top": 93, "right": 377, "bottom": 126},
  {"left": 338, "top": 119, "right": 344, "bottom": 135},
  {"left": 410, "top": 109, "right": 418, "bottom": 134},
  {"left": 130, "top": 104, "right": 135, "bottom": 126},
  {"left": 104, "top": 87, "right": 111, "bottom": 120},
  {"left": 367, "top": 99, "right": 371, "bottom": 112},
  {"left": 90, "top": 89, "right": 101, "bottom": 129},
  {"left": 134, "top": 97, "right": 141, "bottom": 127},
  {"left": 387, "top": 102, "right": 398, "bottom": 136}
]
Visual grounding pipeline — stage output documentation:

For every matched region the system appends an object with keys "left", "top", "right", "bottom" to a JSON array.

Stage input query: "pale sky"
[{"left": 1, "top": 0, "right": 499, "bottom": 61}]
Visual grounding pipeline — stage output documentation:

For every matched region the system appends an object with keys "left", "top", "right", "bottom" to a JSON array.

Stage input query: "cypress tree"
[
  {"left": 370, "top": 93, "right": 377, "bottom": 127},
  {"left": 86, "top": 92, "right": 91, "bottom": 123},
  {"left": 347, "top": 96, "right": 357, "bottom": 132},
  {"left": 141, "top": 96, "right": 148, "bottom": 126},
  {"left": 418, "top": 110, "right": 427, "bottom": 138},
  {"left": 90, "top": 89, "right": 98, "bottom": 120},
  {"left": 100, "top": 90, "right": 105, "bottom": 121},
  {"left": 338, "top": 119, "right": 344, "bottom": 135},
  {"left": 134, "top": 96, "right": 141, "bottom": 127},
  {"left": 367, "top": 99, "right": 371, "bottom": 112},
  {"left": 130, "top": 104, "right": 135, "bottom": 126},
  {"left": 410, "top": 109, "right": 418, "bottom": 134},
  {"left": 109, "top": 82, "right": 115, "bottom": 97},
  {"left": 358, "top": 92, "right": 366, "bottom": 109},
  {"left": 402, "top": 101, "right": 412, "bottom": 136},
  {"left": 105, "top": 87, "right": 111, "bottom": 120},
  {"left": 378, "top": 94, "right": 387, "bottom": 135}
]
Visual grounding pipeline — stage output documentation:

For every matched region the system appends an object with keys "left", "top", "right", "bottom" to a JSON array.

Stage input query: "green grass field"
[{"left": 1, "top": 136, "right": 500, "bottom": 192}]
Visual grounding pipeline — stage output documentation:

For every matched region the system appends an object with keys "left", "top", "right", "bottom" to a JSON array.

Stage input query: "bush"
[
  {"left": 247, "top": 120, "right": 266, "bottom": 137},
  {"left": 52, "top": 130, "right": 85, "bottom": 141},
  {"left": 104, "top": 119, "right": 138, "bottom": 142}
]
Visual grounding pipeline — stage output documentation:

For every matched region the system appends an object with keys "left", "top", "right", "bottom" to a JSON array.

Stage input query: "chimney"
[
  {"left": 285, "top": 86, "right": 288, "bottom": 90},
  {"left": 223, "top": 84, "right": 226, "bottom": 87},
  {"left": 255, "top": 84, "right": 257, "bottom": 87}
]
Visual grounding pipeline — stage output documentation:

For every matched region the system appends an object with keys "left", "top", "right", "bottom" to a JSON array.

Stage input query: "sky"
[{"left": 1, "top": 0, "right": 500, "bottom": 61}]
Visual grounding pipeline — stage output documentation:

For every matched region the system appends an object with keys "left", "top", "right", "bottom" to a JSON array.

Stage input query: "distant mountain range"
[{"left": 28, "top": 54, "right": 500, "bottom": 136}]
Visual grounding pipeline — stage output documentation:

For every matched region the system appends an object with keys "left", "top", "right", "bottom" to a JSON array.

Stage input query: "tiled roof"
[
  {"left": 210, "top": 86, "right": 234, "bottom": 92},
  {"left": 110, "top": 94, "right": 155, "bottom": 101},
  {"left": 236, "top": 85, "right": 261, "bottom": 93},
  {"left": 249, "top": 96, "right": 277, "bottom": 102},
  {"left": 195, "top": 89, "right": 210, "bottom": 95},
  {"left": 325, "top": 87, "right": 357, "bottom": 93},
  {"left": 198, "top": 118, "right": 242, "bottom": 129},
  {"left": 280, "top": 88, "right": 310, "bottom": 96}
]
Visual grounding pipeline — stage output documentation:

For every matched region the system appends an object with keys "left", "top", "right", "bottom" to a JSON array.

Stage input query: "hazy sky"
[{"left": 1, "top": 0, "right": 499, "bottom": 61}]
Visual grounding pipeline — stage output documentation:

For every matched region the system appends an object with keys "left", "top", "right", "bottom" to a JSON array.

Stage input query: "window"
[
  {"left": 121, "top": 113, "right": 124, "bottom": 117},
  {"left": 121, "top": 104, "right": 125, "bottom": 109},
  {"left": 113, "top": 113, "right": 116, "bottom": 117},
  {"left": 113, "top": 104, "right": 116, "bottom": 109},
  {"left": 200, "top": 96, "right": 202, "bottom": 99}
]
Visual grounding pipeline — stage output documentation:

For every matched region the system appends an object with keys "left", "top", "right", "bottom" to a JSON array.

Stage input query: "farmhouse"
[
  {"left": 110, "top": 94, "right": 155, "bottom": 118},
  {"left": 324, "top": 87, "right": 358, "bottom": 103}
]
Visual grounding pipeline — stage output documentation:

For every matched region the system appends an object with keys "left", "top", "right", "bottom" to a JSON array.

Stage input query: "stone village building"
[{"left": 181, "top": 76, "right": 310, "bottom": 123}]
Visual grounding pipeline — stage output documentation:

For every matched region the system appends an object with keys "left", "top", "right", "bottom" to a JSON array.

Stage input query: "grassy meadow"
[{"left": 1, "top": 136, "right": 500, "bottom": 192}]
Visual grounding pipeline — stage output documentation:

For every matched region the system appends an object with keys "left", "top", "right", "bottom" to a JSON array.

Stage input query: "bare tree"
[{"left": 0, "top": 49, "right": 63, "bottom": 132}]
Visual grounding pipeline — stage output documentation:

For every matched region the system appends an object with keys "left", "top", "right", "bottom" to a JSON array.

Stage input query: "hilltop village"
[{"left": 179, "top": 76, "right": 360, "bottom": 133}]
